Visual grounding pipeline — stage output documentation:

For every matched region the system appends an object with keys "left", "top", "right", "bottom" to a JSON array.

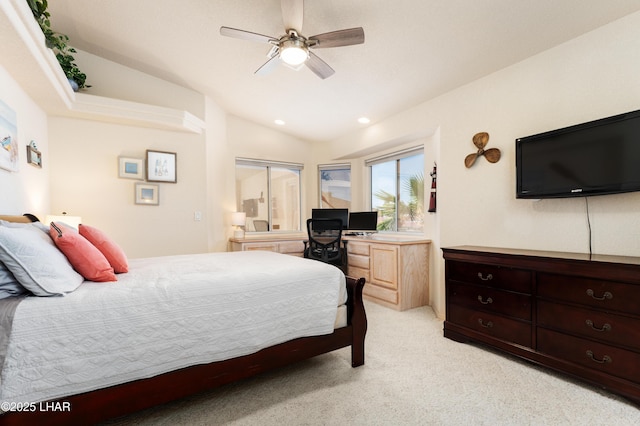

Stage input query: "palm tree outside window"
[{"left": 368, "top": 147, "right": 424, "bottom": 233}]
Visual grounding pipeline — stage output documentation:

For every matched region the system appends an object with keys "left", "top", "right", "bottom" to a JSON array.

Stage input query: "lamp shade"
[
  {"left": 231, "top": 212, "right": 246, "bottom": 226},
  {"left": 280, "top": 39, "right": 308, "bottom": 66},
  {"left": 46, "top": 213, "right": 82, "bottom": 229}
]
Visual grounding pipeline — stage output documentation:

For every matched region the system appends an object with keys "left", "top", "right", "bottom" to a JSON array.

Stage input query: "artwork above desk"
[{"left": 229, "top": 234, "right": 431, "bottom": 311}]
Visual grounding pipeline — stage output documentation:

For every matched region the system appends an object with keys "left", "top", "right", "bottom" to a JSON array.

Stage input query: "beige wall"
[
  {"left": 0, "top": 65, "right": 50, "bottom": 217},
  {"left": 4, "top": 8, "right": 640, "bottom": 319},
  {"left": 325, "top": 11, "right": 640, "bottom": 317},
  {"left": 48, "top": 117, "right": 209, "bottom": 258},
  {"left": 226, "top": 115, "right": 315, "bottom": 220},
  {"left": 74, "top": 50, "right": 206, "bottom": 118}
]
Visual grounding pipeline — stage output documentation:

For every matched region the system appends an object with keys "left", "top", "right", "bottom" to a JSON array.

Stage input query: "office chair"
[
  {"left": 303, "top": 218, "right": 348, "bottom": 274},
  {"left": 253, "top": 220, "right": 269, "bottom": 231}
]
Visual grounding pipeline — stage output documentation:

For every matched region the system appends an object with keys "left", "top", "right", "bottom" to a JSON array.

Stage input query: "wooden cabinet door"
[{"left": 370, "top": 244, "right": 398, "bottom": 289}]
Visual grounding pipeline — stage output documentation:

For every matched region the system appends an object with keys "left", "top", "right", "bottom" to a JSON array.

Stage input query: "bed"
[{"left": 0, "top": 215, "right": 367, "bottom": 425}]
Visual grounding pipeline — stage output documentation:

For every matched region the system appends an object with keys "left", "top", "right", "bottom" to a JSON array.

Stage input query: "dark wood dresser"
[{"left": 442, "top": 245, "right": 640, "bottom": 405}]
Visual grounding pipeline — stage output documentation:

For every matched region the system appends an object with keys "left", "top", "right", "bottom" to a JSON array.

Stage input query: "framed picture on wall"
[
  {"left": 146, "top": 150, "right": 177, "bottom": 183},
  {"left": 135, "top": 183, "right": 159, "bottom": 205},
  {"left": 26, "top": 143, "right": 42, "bottom": 168},
  {"left": 118, "top": 157, "right": 144, "bottom": 179},
  {"left": 0, "top": 99, "right": 19, "bottom": 172}
]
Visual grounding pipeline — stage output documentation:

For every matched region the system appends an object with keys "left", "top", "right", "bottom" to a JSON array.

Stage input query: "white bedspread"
[{"left": 0, "top": 251, "right": 346, "bottom": 404}]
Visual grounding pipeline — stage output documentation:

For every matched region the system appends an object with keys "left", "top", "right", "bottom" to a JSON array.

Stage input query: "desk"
[
  {"left": 228, "top": 234, "right": 307, "bottom": 256},
  {"left": 345, "top": 236, "right": 431, "bottom": 311},
  {"left": 229, "top": 234, "right": 431, "bottom": 311}
]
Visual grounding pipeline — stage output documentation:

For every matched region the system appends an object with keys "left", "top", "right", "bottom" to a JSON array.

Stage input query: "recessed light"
[
  {"left": 274, "top": 119, "right": 285, "bottom": 125},
  {"left": 358, "top": 117, "right": 370, "bottom": 124}
]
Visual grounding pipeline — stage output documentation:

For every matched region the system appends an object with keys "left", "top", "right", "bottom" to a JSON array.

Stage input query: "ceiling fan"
[{"left": 220, "top": 0, "right": 364, "bottom": 79}]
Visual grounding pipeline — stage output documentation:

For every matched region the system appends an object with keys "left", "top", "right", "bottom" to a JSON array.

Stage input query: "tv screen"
[
  {"left": 348, "top": 212, "right": 378, "bottom": 231},
  {"left": 311, "top": 208, "right": 349, "bottom": 230},
  {"left": 516, "top": 109, "right": 640, "bottom": 199}
]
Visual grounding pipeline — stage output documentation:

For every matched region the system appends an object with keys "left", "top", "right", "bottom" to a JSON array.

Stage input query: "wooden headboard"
[{"left": 0, "top": 214, "right": 39, "bottom": 223}]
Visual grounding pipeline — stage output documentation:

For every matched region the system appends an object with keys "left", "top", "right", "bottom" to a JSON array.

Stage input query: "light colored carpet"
[{"left": 104, "top": 301, "right": 640, "bottom": 425}]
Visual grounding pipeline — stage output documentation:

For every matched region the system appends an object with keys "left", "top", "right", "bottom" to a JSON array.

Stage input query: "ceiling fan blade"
[
  {"left": 281, "top": 0, "right": 304, "bottom": 31},
  {"left": 309, "top": 27, "right": 365, "bottom": 48},
  {"left": 220, "top": 26, "right": 276, "bottom": 44},
  {"left": 306, "top": 52, "right": 335, "bottom": 79},
  {"left": 255, "top": 55, "right": 281, "bottom": 76}
]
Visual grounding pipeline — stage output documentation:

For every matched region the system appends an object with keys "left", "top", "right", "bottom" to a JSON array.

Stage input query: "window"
[
  {"left": 235, "top": 158, "right": 302, "bottom": 232},
  {"left": 367, "top": 147, "right": 424, "bottom": 232},
  {"left": 318, "top": 164, "right": 351, "bottom": 209}
]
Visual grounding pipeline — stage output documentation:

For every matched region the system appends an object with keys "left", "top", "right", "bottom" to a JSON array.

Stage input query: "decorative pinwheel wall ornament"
[{"left": 464, "top": 132, "right": 501, "bottom": 168}]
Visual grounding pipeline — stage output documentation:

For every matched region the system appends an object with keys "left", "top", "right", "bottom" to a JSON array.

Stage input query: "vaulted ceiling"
[{"left": 46, "top": 0, "right": 640, "bottom": 142}]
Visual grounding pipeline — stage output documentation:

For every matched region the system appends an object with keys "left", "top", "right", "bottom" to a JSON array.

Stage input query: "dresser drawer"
[
  {"left": 363, "top": 283, "right": 398, "bottom": 305},
  {"left": 348, "top": 254, "right": 370, "bottom": 270},
  {"left": 447, "top": 261, "right": 531, "bottom": 293},
  {"left": 538, "top": 273, "right": 640, "bottom": 313},
  {"left": 448, "top": 282, "right": 531, "bottom": 320},
  {"left": 348, "top": 242, "right": 370, "bottom": 256},
  {"left": 243, "top": 243, "right": 278, "bottom": 252},
  {"left": 537, "top": 328, "right": 640, "bottom": 384},
  {"left": 537, "top": 300, "right": 640, "bottom": 350},
  {"left": 278, "top": 241, "right": 305, "bottom": 254},
  {"left": 348, "top": 266, "right": 370, "bottom": 283},
  {"left": 447, "top": 304, "right": 531, "bottom": 347}
]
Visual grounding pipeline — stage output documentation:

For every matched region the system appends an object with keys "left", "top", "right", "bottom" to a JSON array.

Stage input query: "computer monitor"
[
  {"left": 348, "top": 211, "right": 378, "bottom": 231},
  {"left": 311, "top": 208, "right": 349, "bottom": 230}
]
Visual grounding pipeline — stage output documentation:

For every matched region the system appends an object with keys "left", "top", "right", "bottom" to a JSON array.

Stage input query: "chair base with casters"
[{"left": 303, "top": 218, "right": 348, "bottom": 274}]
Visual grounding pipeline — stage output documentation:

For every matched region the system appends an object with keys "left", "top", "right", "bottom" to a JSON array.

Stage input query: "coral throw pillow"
[
  {"left": 79, "top": 224, "right": 129, "bottom": 273},
  {"left": 49, "top": 223, "right": 117, "bottom": 282}
]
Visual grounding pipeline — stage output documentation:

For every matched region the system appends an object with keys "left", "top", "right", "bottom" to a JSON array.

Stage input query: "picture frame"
[
  {"left": 0, "top": 99, "right": 19, "bottom": 172},
  {"left": 118, "top": 156, "right": 144, "bottom": 179},
  {"left": 26, "top": 144, "right": 42, "bottom": 168},
  {"left": 135, "top": 183, "right": 159, "bottom": 205},
  {"left": 146, "top": 150, "right": 177, "bottom": 183}
]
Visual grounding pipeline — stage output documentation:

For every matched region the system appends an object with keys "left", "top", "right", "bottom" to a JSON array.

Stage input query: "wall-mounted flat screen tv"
[{"left": 516, "top": 109, "right": 640, "bottom": 199}]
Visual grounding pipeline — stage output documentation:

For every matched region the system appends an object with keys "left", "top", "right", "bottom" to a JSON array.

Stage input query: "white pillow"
[
  {"left": 0, "top": 224, "right": 83, "bottom": 296},
  {"left": 0, "top": 262, "right": 29, "bottom": 299},
  {"left": 0, "top": 219, "right": 49, "bottom": 234}
]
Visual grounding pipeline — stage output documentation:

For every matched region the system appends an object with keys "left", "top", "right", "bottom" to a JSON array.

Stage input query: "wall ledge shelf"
[{"left": 0, "top": 0, "right": 205, "bottom": 134}]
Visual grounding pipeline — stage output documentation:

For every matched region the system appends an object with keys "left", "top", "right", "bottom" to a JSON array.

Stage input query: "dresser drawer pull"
[
  {"left": 586, "top": 289, "right": 613, "bottom": 301},
  {"left": 477, "top": 272, "right": 493, "bottom": 281},
  {"left": 585, "top": 319, "right": 611, "bottom": 332},
  {"left": 477, "top": 318, "right": 493, "bottom": 328},
  {"left": 586, "top": 350, "right": 612, "bottom": 364},
  {"left": 477, "top": 295, "right": 493, "bottom": 305}
]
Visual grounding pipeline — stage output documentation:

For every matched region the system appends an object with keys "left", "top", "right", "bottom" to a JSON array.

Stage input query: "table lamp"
[
  {"left": 231, "top": 212, "right": 246, "bottom": 239},
  {"left": 45, "top": 212, "right": 82, "bottom": 230}
]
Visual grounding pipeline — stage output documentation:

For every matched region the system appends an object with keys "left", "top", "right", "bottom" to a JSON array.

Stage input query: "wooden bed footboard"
[{"left": 0, "top": 276, "right": 366, "bottom": 426}]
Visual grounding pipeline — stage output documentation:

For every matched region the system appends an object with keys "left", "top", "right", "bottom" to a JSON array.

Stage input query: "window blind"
[
  {"left": 364, "top": 146, "right": 423, "bottom": 167},
  {"left": 236, "top": 157, "right": 304, "bottom": 170}
]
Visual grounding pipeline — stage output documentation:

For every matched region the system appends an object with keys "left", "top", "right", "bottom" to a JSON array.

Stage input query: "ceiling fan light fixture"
[{"left": 280, "top": 39, "right": 308, "bottom": 66}]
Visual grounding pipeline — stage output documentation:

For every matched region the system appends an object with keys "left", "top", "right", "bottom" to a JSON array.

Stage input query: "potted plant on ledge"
[
  {"left": 26, "top": 0, "right": 90, "bottom": 91},
  {"left": 52, "top": 36, "right": 89, "bottom": 91}
]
